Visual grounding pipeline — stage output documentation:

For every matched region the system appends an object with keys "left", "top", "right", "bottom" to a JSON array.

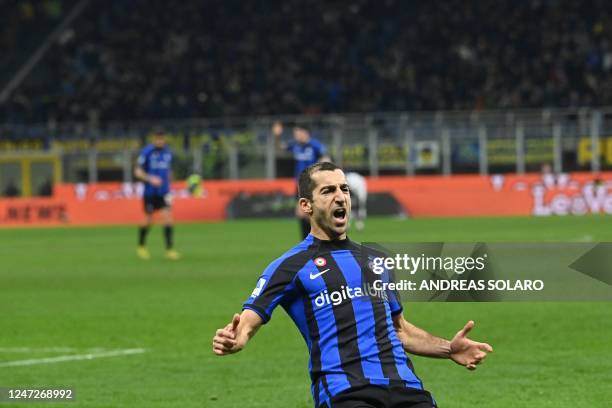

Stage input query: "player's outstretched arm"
[
  {"left": 392, "top": 314, "right": 493, "bottom": 370},
  {"left": 212, "top": 309, "right": 263, "bottom": 356},
  {"left": 272, "top": 121, "right": 287, "bottom": 151}
]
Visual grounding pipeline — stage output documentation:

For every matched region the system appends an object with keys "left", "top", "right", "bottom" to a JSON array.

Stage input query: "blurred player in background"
[
  {"left": 134, "top": 130, "right": 181, "bottom": 260},
  {"left": 213, "top": 162, "right": 492, "bottom": 408},
  {"left": 345, "top": 171, "right": 367, "bottom": 230},
  {"left": 186, "top": 173, "right": 205, "bottom": 197},
  {"left": 273, "top": 121, "right": 330, "bottom": 238}
]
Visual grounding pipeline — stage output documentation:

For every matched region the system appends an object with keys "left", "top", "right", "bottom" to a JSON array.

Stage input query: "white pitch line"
[{"left": 0, "top": 348, "right": 146, "bottom": 367}]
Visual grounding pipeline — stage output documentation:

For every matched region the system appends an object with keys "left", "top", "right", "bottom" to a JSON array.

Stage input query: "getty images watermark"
[
  {"left": 354, "top": 242, "right": 612, "bottom": 302},
  {"left": 368, "top": 252, "right": 543, "bottom": 292}
]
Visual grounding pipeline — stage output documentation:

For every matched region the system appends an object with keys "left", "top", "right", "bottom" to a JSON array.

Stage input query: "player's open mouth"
[{"left": 332, "top": 208, "right": 347, "bottom": 223}]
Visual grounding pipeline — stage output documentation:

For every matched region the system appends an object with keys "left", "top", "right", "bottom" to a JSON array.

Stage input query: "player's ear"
[{"left": 299, "top": 197, "right": 312, "bottom": 215}]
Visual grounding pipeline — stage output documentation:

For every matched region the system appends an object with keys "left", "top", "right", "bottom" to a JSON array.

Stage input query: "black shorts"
[
  {"left": 143, "top": 195, "right": 170, "bottom": 214},
  {"left": 320, "top": 385, "right": 437, "bottom": 408}
]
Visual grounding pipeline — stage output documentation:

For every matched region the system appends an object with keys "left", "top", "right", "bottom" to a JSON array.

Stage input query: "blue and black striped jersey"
[
  {"left": 243, "top": 235, "right": 424, "bottom": 408},
  {"left": 137, "top": 144, "right": 172, "bottom": 197},
  {"left": 287, "top": 138, "right": 326, "bottom": 180}
]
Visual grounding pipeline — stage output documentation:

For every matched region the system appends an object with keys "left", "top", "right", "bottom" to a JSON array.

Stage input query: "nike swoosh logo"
[{"left": 310, "top": 268, "right": 330, "bottom": 279}]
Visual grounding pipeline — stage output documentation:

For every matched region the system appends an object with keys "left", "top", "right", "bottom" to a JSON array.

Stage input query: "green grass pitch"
[{"left": 1, "top": 215, "right": 611, "bottom": 407}]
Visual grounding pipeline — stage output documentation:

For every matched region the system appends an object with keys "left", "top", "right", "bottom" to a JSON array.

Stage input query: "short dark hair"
[{"left": 298, "top": 162, "right": 341, "bottom": 200}]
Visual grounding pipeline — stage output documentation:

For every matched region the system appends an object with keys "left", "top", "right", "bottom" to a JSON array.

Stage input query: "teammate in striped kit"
[
  {"left": 213, "top": 162, "right": 492, "bottom": 408},
  {"left": 273, "top": 121, "right": 330, "bottom": 239},
  {"left": 135, "top": 130, "right": 180, "bottom": 260}
]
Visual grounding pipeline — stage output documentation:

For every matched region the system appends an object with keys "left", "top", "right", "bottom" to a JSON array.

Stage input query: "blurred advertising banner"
[
  {"left": 413, "top": 141, "right": 440, "bottom": 168},
  {"left": 226, "top": 192, "right": 403, "bottom": 219},
  {"left": 0, "top": 171, "right": 611, "bottom": 226}
]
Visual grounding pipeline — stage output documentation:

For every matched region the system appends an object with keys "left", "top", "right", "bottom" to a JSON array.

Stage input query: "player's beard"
[{"left": 311, "top": 204, "right": 350, "bottom": 240}]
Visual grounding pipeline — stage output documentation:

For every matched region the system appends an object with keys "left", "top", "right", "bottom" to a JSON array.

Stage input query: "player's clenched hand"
[
  {"left": 272, "top": 121, "right": 283, "bottom": 138},
  {"left": 449, "top": 321, "right": 493, "bottom": 370},
  {"left": 213, "top": 314, "right": 243, "bottom": 356},
  {"left": 148, "top": 175, "right": 162, "bottom": 187}
]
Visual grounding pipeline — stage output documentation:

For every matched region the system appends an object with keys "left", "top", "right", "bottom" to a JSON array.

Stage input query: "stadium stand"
[
  {"left": 0, "top": 0, "right": 72, "bottom": 89},
  {"left": 1, "top": 0, "right": 612, "bottom": 123}
]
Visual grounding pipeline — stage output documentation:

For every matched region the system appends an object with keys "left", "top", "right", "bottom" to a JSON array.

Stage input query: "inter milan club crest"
[{"left": 314, "top": 257, "right": 327, "bottom": 267}]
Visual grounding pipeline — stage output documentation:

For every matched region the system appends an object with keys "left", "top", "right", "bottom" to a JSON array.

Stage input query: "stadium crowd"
[
  {"left": 2, "top": 0, "right": 612, "bottom": 123},
  {"left": 0, "top": 0, "right": 69, "bottom": 85}
]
